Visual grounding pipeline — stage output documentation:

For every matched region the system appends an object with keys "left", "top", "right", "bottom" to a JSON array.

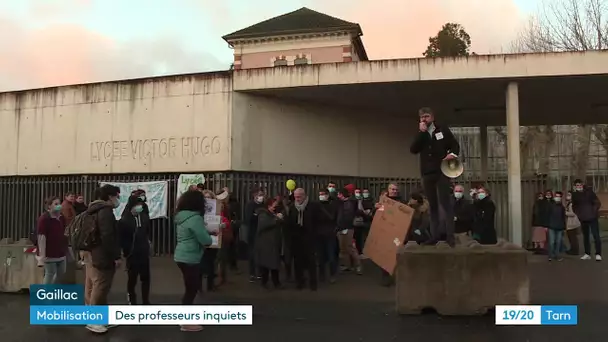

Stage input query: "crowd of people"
[
  {"left": 530, "top": 179, "right": 603, "bottom": 262},
  {"left": 31, "top": 175, "right": 603, "bottom": 334}
]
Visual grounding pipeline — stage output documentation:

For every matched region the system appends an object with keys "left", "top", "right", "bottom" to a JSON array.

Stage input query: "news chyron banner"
[{"left": 30, "top": 285, "right": 253, "bottom": 325}]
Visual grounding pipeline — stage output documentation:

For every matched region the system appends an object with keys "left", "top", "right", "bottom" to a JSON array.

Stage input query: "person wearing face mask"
[
  {"left": 571, "top": 179, "right": 602, "bottom": 261},
  {"left": 353, "top": 188, "right": 374, "bottom": 259},
  {"left": 83, "top": 184, "right": 122, "bottom": 334},
  {"left": 546, "top": 191, "right": 566, "bottom": 261},
  {"left": 327, "top": 182, "right": 338, "bottom": 201},
  {"left": 286, "top": 188, "right": 321, "bottom": 291},
  {"left": 410, "top": 107, "right": 460, "bottom": 247},
  {"left": 531, "top": 192, "right": 550, "bottom": 253},
  {"left": 376, "top": 184, "right": 405, "bottom": 286},
  {"left": 243, "top": 189, "right": 266, "bottom": 282},
  {"left": 452, "top": 184, "right": 474, "bottom": 243},
  {"left": 255, "top": 197, "right": 285, "bottom": 289},
  {"left": 316, "top": 189, "right": 338, "bottom": 283},
  {"left": 471, "top": 186, "right": 496, "bottom": 245},
  {"left": 336, "top": 187, "right": 362, "bottom": 276},
  {"left": 61, "top": 191, "right": 77, "bottom": 226},
  {"left": 469, "top": 188, "right": 478, "bottom": 201},
  {"left": 564, "top": 191, "right": 581, "bottom": 255},
  {"left": 119, "top": 195, "right": 152, "bottom": 304},
  {"left": 37, "top": 196, "right": 68, "bottom": 284}
]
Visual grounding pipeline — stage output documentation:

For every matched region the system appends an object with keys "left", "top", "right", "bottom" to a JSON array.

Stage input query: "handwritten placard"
[{"left": 363, "top": 196, "right": 414, "bottom": 274}]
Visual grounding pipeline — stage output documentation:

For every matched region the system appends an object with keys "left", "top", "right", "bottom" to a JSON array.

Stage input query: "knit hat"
[{"left": 344, "top": 184, "right": 356, "bottom": 195}]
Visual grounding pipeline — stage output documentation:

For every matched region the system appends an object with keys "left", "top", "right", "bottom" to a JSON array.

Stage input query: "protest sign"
[
  {"left": 176, "top": 174, "right": 205, "bottom": 200},
  {"left": 99, "top": 181, "right": 168, "bottom": 220},
  {"left": 205, "top": 198, "right": 222, "bottom": 249},
  {"left": 363, "top": 196, "right": 414, "bottom": 275}
]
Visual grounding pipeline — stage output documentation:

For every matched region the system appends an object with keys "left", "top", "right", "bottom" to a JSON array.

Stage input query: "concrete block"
[{"left": 396, "top": 239, "right": 529, "bottom": 315}]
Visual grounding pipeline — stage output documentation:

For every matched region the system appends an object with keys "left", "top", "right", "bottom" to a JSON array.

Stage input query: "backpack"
[{"left": 64, "top": 211, "right": 99, "bottom": 253}]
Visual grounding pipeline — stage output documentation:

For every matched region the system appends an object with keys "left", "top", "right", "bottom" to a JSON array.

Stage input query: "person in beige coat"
[{"left": 565, "top": 191, "right": 581, "bottom": 255}]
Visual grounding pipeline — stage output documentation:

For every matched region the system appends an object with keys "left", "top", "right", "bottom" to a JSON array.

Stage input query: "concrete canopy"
[{"left": 234, "top": 50, "right": 608, "bottom": 126}]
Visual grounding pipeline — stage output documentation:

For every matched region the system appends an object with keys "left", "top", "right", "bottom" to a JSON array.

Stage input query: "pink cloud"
[
  {"left": 312, "top": 0, "right": 526, "bottom": 58},
  {"left": 0, "top": 15, "right": 223, "bottom": 92}
]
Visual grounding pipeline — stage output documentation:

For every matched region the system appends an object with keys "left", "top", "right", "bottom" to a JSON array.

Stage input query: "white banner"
[
  {"left": 176, "top": 174, "right": 205, "bottom": 200},
  {"left": 99, "top": 181, "right": 169, "bottom": 220}
]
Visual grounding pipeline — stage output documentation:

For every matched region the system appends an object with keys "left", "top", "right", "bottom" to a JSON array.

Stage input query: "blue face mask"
[
  {"left": 477, "top": 193, "right": 487, "bottom": 200},
  {"left": 139, "top": 195, "right": 146, "bottom": 202},
  {"left": 134, "top": 205, "right": 143, "bottom": 214},
  {"left": 52, "top": 204, "right": 62, "bottom": 212}
]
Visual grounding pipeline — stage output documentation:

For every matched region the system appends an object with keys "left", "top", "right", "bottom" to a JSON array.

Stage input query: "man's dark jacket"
[
  {"left": 87, "top": 200, "right": 120, "bottom": 270},
  {"left": 410, "top": 123, "right": 460, "bottom": 175}
]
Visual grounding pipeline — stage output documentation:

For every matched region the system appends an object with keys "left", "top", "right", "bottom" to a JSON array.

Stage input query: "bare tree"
[{"left": 509, "top": 0, "right": 608, "bottom": 178}]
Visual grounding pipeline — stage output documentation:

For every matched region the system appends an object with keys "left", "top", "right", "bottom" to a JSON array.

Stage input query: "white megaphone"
[{"left": 441, "top": 157, "right": 464, "bottom": 178}]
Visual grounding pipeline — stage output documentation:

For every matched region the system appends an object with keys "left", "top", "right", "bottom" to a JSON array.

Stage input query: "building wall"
[
  {"left": 232, "top": 34, "right": 358, "bottom": 69},
  {"left": 242, "top": 46, "right": 344, "bottom": 68},
  {"left": 0, "top": 73, "right": 233, "bottom": 176},
  {"left": 230, "top": 92, "right": 420, "bottom": 178}
]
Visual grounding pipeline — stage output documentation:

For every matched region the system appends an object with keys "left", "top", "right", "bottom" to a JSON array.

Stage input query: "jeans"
[
  {"left": 353, "top": 224, "right": 369, "bottom": 255},
  {"left": 177, "top": 262, "right": 201, "bottom": 305},
  {"left": 317, "top": 235, "right": 338, "bottom": 278},
  {"left": 423, "top": 173, "right": 455, "bottom": 245},
  {"left": 581, "top": 219, "right": 602, "bottom": 256},
  {"left": 43, "top": 259, "right": 67, "bottom": 284},
  {"left": 548, "top": 229, "right": 564, "bottom": 259}
]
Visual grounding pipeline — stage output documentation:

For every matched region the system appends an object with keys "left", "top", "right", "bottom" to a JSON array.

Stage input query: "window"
[
  {"left": 294, "top": 55, "right": 309, "bottom": 65},
  {"left": 273, "top": 57, "right": 288, "bottom": 67}
]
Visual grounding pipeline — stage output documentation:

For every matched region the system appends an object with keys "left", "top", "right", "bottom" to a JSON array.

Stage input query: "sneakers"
[
  {"left": 355, "top": 266, "right": 363, "bottom": 275},
  {"left": 86, "top": 324, "right": 108, "bottom": 334},
  {"left": 581, "top": 254, "right": 592, "bottom": 260},
  {"left": 180, "top": 325, "right": 203, "bottom": 332},
  {"left": 596, "top": 254, "right": 602, "bottom": 261},
  {"left": 359, "top": 254, "right": 369, "bottom": 260}
]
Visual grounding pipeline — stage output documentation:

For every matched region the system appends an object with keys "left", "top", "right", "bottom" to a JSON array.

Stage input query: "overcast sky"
[{"left": 0, "top": 0, "right": 540, "bottom": 92}]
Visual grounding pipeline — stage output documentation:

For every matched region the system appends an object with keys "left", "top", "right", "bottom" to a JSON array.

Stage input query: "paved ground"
[{"left": 1, "top": 254, "right": 606, "bottom": 342}]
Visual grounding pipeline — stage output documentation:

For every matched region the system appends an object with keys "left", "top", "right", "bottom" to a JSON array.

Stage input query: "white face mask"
[
  {"left": 319, "top": 195, "right": 328, "bottom": 201},
  {"left": 554, "top": 197, "right": 562, "bottom": 203},
  {"left": 454, "top": 192, "right": 463, "bottom": 199}
]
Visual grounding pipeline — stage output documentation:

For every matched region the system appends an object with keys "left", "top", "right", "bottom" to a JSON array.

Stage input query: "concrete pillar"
[
  {"left": 506, "top": 82, "right": 522, "bottom": 246},
  {"left": 480, "top": 125, "right": 488, "bottom": 181}
]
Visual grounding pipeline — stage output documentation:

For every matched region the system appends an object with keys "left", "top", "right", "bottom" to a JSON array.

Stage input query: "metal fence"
[{"left": 0, "top": 171, "right": 553, "bottom": 255}]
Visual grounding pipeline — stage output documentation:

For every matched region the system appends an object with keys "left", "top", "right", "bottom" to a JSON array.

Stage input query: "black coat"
[
  {"left": 317, "top": 200, "right": 337, "bottom": 237},
  {"left": 454, "top": 198, "right": 475, "bottom": 234},
  {"left": 285, "top": 201, "right": 320, "bottom": 249},
  {"left": 244, "top": 200, "right": 264, "bottom": 244},
  {"left": 547, "top": 202, "right": 566, "bottom": 231},
  {"left": 118, "top": 200, "right": 151, "bottom": 262},
  {"left": 532, "top": 199, "right": 551, "bottom": 227},
  {"left": 572, "top": 188, "right": 601, "bottom": 222},
  {"left": 472, "top": 197, "right": 497, "bottom": 244},
  {"left": 410, "top": 123, "right": 460, "bottom": 175},
  {"left": 336, "top": 198, "right": 357, "bottom": 231}
]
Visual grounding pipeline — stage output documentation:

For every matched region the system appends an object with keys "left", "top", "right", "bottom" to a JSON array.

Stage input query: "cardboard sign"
[
  {"left": 363, "top": 196, "right": 414, "bottom": 275},
  {"left": 204, "top": 199, "right": 222, "bottom": 249}
]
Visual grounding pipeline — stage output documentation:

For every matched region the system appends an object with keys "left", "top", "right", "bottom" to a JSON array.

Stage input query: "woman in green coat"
[{"left": 173, "top": 190, "right": 212, "bottom": 332}]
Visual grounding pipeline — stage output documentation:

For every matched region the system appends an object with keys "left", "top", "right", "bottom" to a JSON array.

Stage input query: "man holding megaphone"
[{"left": 410, "top": 107, "right": 460, "bottom": 247}]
